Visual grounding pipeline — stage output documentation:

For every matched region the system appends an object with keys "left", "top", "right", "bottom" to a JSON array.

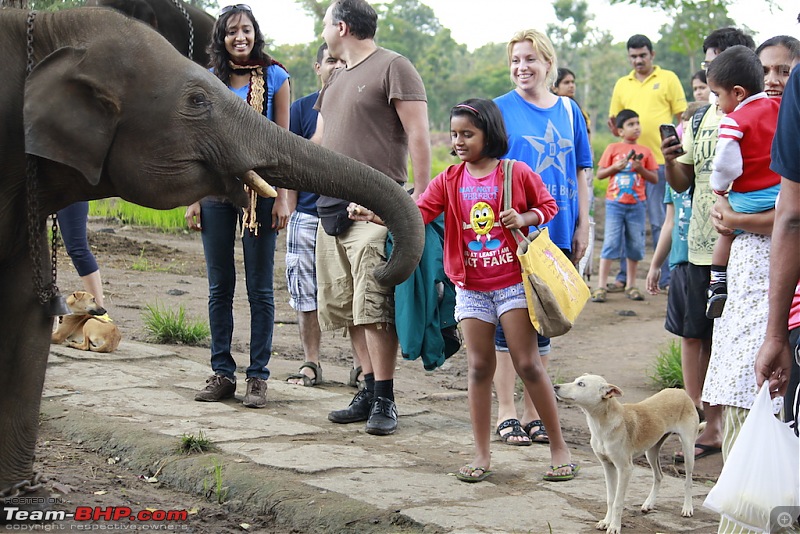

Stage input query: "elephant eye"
[{"left": 189, "top": 93, "right": 208, "bottom": 106}]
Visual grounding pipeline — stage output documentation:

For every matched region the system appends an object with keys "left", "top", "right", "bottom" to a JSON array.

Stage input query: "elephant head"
[
  {"left": 0, "top": 7, "right": 423, "bottom": 496},
  {"left": 84, "top": 0, "right": 215, "bottom": 66}
]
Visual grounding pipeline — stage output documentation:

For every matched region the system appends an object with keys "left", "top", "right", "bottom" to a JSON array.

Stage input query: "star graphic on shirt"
[{"left": 522, "top": 120, "right": 574, "bottom": 175}]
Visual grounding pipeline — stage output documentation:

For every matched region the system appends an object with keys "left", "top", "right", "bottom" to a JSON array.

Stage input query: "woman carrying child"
[{"left": 348, "top": 98, "right": 577, "bottom": 483}]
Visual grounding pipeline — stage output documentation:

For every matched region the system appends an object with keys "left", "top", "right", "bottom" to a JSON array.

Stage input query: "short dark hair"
[
  {"left": 615, "top": 109, "right": 639, "bottom": 129},
  {"left": 315, "top": 43, "right": 329, "bottom": 64},
  {"left": 626, "top": 34, "right": 653, "bottom": 52},
  {"left": 331, "top": 0, "right": 377, "bottom": 40},
  {"left": 756, "top": 35, "right": 800, "bottom": 63},
  {"left": 706, "top": 45, "right": 764, "bottom": 95},
  {"left": 449, "top": 98, "right": 508, "bottom": 159},
  {"left": 703, "top": 27, "right": 755, "bottom": 54},
  {"left": 691, "top": 70, "right": 707, "bottom": 84}
]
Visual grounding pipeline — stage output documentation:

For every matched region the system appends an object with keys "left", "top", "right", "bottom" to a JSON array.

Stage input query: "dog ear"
[{"left": 603, "top": 385, "right": 623, "bottom": 398}]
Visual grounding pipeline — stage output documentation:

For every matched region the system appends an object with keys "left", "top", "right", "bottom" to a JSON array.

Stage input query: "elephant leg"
[{"left": 0, "top": 256, "right": 53, "bottom": 496}]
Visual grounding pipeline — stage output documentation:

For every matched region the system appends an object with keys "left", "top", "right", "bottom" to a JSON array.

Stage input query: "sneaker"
[
  {"left": 242, "top": 377, "right": 268, "bottom": 408},
  {"left": 706, "top": 283, "right": 727, "bottom": 319},
  {"left": 365, "top": 396, "right": 398, "bottom": 436},
  {"left": 328, "top": 389, "right": 373, "bottom": 423},
  {"left": 195, "top": 374, "right": 236, "bottom": 402}
]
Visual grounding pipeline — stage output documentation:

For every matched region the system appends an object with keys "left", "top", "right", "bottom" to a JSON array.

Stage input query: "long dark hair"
[{"left": 207, "top": 6, "right": 273, "bottom": 83}]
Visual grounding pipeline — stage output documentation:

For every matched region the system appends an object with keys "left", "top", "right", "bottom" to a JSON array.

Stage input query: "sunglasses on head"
[{"left": 218, "top": 4, "right": 252, "bottom": 16}]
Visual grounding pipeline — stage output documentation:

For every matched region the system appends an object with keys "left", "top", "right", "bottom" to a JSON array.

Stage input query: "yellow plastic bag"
[{"left": 515, "top": 226, "right": 590, "bottom": 337}]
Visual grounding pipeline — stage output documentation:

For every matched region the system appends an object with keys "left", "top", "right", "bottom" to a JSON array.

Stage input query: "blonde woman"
[{"left": 491, "top": 29, "right": 592, "bottom": 481}]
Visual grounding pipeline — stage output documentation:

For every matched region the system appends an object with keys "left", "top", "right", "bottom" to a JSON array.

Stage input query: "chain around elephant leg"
[{"left": 0, "top": 472, "right": 48, "bottom": 503}]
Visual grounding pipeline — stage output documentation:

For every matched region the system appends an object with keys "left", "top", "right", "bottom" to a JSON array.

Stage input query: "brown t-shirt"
[{"left": 315, "top": 47, "right": 427, "bottom": 209}]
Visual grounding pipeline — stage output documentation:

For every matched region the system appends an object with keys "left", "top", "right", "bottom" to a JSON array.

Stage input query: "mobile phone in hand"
[{"left": 659, "top": 124, "right": 685, "bottom": 155}]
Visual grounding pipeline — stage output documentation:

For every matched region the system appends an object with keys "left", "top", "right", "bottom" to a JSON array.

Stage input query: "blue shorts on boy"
[{"left": 598, "top": 142, "right": 658, "bottom": 262}]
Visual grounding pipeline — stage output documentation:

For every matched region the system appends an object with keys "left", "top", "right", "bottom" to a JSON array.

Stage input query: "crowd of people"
[{"left": 69, "top": 0, "right": 799, "bottom": 528}]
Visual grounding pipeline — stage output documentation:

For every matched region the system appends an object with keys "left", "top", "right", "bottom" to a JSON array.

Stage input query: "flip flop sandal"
[
  {"left": 495, "top": 418, "right": 532, "bottom": 446},
  {"left": 626, "top": 287, "right": 645, "bottom": 301},
  {"left": 543, "top": 463, "right": 579, "bottom": 482},
  {"left": 591, "top": 288, "right": 607, "bottom": 303},
  {"left": 523, "top": 419, "right": 550, "bottom": 443},
  {"left": 674, "top": 443, "right": 722, "bottom": 463},
  {"left": 348, "top": 365, "right": 365, "bottom": 390},
  {"left": 287, "top": 362, "right": 322, "bottom": 387},
  {"left": 455, "top": 465, "right": 492, "bottom": 483}
]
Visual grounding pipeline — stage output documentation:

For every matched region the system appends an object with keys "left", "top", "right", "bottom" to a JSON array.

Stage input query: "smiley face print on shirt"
[{"left": 468, "top": 201, "right": 502, "bottom": 251}]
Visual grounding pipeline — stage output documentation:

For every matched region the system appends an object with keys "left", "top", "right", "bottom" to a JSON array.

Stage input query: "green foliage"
[
  {"left": 650, "top": 339, "right": 684, "bottom": 389},
  {"left": 203, "top": 458, "right": 228, "bottom": 504},
  {"left": 179, "top": 431, "right": 212, "bottom": 454},
  {"left": 89, "top": 199, "right": 186, "bottom": 231},
  {"left": 28, "top": 0, "right": 84, "bottom": 10},
  {"left": 142, "top": 302, "right": 210, "bottom": 345}
]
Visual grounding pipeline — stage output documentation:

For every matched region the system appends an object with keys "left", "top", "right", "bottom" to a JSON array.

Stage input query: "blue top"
[
  {"left": 494, "top": 91, "right": 593, "bottom": 251},
  {"left": 665, "top": 185, "right": 692, "bottom": 269},
  {"left": 228, "top": 63, "right": 290, "bottom": 122},
  {"left": 289, "top": 91, "right": 321, "bottom": 215},
  {"left": 771, "top": 67, "right": 800, "bottom": 183}
]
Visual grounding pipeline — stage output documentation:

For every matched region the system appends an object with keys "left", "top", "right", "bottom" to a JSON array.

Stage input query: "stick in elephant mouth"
[{"left": 242, "top": 170, "right": 277, "bottom": 198}]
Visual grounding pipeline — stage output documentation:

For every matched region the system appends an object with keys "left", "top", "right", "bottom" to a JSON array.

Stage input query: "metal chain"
[
  {"left": 169, "top": 0, "right": 194, "bottom": 61},
  {"left": 24, "top": 10, "right": 60, "bottom": 305},
  {"left": 0, "top": 472, "right": 47, "bottom": 502}
]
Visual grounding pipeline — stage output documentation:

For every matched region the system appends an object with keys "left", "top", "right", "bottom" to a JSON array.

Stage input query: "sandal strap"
[
  {"left": 523, "top": 419, "right": 544, "bottom": 434},
  {"left": 496, "top": 418, "right": 523, "bottom": 434}
]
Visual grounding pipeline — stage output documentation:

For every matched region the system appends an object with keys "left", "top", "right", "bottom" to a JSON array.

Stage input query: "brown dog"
[
  {"left": 554, "top": 374, "right": 698, "bottom": 534},
  {"left": 51, "top": 291, "right": 121, "bottom": 353}
]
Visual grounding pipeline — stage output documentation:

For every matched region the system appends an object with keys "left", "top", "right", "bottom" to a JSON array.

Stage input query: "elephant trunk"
[{"left": 250, "top": 127, "right": 425, "bottom": 287}]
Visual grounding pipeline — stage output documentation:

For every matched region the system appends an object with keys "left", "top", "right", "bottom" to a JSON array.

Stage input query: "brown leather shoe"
[
  {"left": 195, "top": 375, "right": 236, "bottom": 402},
  {"left": 242, "top": 377, "right": 267, "bottom": 408}
]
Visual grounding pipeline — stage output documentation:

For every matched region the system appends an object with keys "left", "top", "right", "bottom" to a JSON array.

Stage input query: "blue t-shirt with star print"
[{"left": 495, "top": 91, "right": 593, "bottom": 251}]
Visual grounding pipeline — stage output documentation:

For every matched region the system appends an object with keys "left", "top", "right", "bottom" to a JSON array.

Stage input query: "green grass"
[
  {"left": 203, "top": 458, "right": 229, "bottom": 505},
  {"left": 650, "top": 339, "right": 684, "bottom": 389},
  {"left": 90, "top": 199, "right": 186, "bottom": 231},
  {"left": 130, "top": 247, "right": 167, "bottom": 272},
  {"left": 142, "top": 302, "right": 210, "bottom": 345},
  {"left": 179, "top": 431, "right": 212, "bottom": 454}
]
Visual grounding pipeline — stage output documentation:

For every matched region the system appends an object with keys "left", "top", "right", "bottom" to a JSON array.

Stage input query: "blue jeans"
[
  {"left": 58, "top": 202, "right": 99, "bottom": 276},
  {"left": 200, "top": 198, "right": 276, "bottom": 380},
  {"left": 616, "top": 165, "right": 670, "bottom": 288}
]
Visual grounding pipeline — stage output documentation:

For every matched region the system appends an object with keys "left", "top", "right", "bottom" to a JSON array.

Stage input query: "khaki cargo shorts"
[{"left": 315, "top": 221, "right": 394, "bottom": 331}]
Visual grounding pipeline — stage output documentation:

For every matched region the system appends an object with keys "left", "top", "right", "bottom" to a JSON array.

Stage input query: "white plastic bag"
[{"left": 703, "top": 383, "right": 800, "bottom": 532}]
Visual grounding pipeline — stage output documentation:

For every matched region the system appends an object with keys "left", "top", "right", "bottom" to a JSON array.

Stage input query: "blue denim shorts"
[
  {"left": 454, "top": 283, "right": 528, "bottom": 324},
  {"left": 495, "top": 324, "right": 551, "bottom": 355},
  {"left": 600, "top": 200, "right": 646, "bottom": 261}
]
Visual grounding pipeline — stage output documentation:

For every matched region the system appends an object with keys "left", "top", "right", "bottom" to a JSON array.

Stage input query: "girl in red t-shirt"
[{"left": 349, "top": 99, "right": 578, "bottom": 483}]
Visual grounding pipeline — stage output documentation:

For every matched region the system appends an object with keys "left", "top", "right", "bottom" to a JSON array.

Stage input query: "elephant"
[
  {"left": 0, "top": 7, "right": 423, "bottom": 502},
  {"left": 84, "top": 0, "right": 215, "bottom": 66}
]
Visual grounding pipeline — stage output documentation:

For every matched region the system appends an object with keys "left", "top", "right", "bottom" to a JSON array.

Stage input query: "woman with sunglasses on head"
[{"left": 186, "top": 4, "right": 293, "bottom": 409}]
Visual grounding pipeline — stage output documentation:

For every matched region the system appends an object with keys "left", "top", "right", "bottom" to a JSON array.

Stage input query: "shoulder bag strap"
[
  {"left": 561, "top": 96, "right": 574, "bottom": 136},
  {"left": 691, "top": 104, "right": 711, "bottom": 138},
  {"left": 502, "top": 159, "right": 528, "bottom": 245}
]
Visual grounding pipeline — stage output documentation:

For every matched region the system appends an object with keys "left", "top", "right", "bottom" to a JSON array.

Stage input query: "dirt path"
[{"left": 29, "top": 216, "right": 723, "bottom": 532}]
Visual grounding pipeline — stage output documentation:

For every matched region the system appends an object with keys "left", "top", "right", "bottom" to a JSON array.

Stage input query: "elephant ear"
[{"left": 24, "top": 46, "right": 121, "bottom": 186}]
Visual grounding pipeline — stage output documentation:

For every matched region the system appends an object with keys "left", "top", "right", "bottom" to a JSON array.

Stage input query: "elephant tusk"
[{"left": 242, "top": 170, "right": 277, "bottom": 198}]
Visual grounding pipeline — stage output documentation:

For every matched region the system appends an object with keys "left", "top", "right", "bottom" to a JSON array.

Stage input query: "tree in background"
[{"left": 547, "top": 0, "right": 623, "bottom": 155}]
